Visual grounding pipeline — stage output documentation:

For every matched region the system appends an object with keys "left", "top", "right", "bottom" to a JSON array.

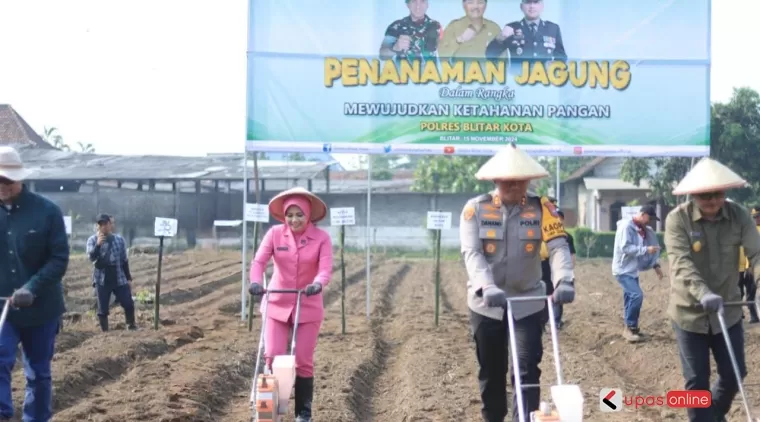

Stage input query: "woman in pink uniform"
[{"left": 248, "top": 187, "right": 333, "bottom": 422}]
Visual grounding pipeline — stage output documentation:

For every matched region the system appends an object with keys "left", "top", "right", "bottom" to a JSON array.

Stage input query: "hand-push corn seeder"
[
  {"left": 506, "top": 295, "right": 584, "bottom": 422},
  {"left": 250, "top": 288, "right": 304, "bottom": 422}
]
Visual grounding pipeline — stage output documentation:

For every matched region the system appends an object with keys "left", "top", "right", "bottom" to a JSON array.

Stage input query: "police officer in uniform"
[
  {"left": 460, "top": 143, "right": 575, "bottom": 422},
  {"left": 485, "top": 0, "right": 566, "bottom": 62},
  {"left": 380, "top": 0, "right": 442, "bottom": 61},
  {"left": 664, "top": 158, "right": 760, "bottom": 422}
]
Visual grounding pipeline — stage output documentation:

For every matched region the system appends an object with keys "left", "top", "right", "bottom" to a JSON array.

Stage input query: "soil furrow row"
[
  {"left": 13, "top": 326, "right": 205, "bottom": 416},
  {"left": 50, "top": 327, "right": 247, "bottom": 421},
  {"left": 345, "top": 263, "right": 411, "bottom": 422}
]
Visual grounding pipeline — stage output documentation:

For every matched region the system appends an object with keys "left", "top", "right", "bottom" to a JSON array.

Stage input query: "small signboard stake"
[
  {"left": 331, "top": 207, "right": 356, "bottom": 334},
  {"left": 245, "top": 203, "right": 269, "bottom": 332},
  {"left": 153, "top": 217, "right": 178, "bottom": 330},
  {"left": 427, "top": 211, "right": 452, "bottom": 326}
]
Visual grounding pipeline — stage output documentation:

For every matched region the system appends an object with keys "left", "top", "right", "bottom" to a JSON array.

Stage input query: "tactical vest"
[{"left": 475, "top": 193, "right": 565, "bottom": 258}]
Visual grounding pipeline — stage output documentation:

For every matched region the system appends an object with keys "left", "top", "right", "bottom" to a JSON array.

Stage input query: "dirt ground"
[{"left": 11, "top": 251, "right": 759, "bottom": 421}]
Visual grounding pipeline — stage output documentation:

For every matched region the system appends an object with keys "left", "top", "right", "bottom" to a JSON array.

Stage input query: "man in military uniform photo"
[
  {"left": 379, "top": 0, "right": 442, "bottom": 61},
  {"left": 459, "top": 143, "right": 575, "bottom": 422},
  {"left": 664, "top": 158, "right": 760, "bottom": 422},
  {"left": 438, "top": 0, "right": 501, "bottom": 59},
  {"left": 485, "top": 0, "right": 567, "bottom": 62}
]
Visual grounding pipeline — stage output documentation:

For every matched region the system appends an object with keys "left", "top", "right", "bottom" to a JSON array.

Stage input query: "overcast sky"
[{"left": 0, "top": 0, "right": 757, "bottom": 162}]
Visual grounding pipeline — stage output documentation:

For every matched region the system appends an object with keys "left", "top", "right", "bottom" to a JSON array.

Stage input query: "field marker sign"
[
  {"left": 63, "top": 216, "right": 72, "bottom": 235},
  {"left": 245, "top": 203, "right": 269, "bottom": 222},
  {"left": 331, "top": 207, "right": 356, "bottom": 226},
  {"left": 427, "top": 211, "right": 452, "bottom": 230},
  {"left": 154, "top": 217, "right": 178, "bottom": 237}
]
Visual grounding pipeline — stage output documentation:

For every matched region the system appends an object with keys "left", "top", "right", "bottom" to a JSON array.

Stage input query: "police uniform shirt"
[
  {"left": 383, "top": 15, "right": 442, "bottom": 60},
  {"left": 485, "top": 18, "right": 567, "bottom": 62},
  {"left": 459, "top": 191, "right": 574, "bottom": 321},
  {"left": 438, "top": 16, "right": 501, "bottom": 59}
]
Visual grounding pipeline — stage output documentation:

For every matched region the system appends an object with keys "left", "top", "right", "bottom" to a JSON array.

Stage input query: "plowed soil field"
[{"left": 13, "top": 251, "right": 760, "bottom": 421}]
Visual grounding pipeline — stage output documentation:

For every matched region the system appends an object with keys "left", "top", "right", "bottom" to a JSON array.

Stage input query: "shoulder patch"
[{"left": 463, "top": 205, "right": 476, "bottom": 221}]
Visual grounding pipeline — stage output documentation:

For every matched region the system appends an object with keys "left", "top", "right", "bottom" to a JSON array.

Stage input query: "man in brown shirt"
[
  {"left": 438, "top": 0, "right": 501, "bottom": 59},
  {"left": 664, "top": 157, "right": 760, "bottom": 422}
]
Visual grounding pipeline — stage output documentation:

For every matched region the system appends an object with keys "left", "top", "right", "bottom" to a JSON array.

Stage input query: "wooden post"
[
  {"left": 153, "top": 236, "right": 165, "bottom": 330},
  {"left": 340, "top": 225, "right": 346, "bottom": 335},
  {"left": 247, "top": 154, "right": 263, "bottom": 331}
]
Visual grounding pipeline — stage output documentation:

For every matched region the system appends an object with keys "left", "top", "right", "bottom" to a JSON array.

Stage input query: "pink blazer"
[{"left": 249, "top": 224, "right": 333, "bottom": 324}]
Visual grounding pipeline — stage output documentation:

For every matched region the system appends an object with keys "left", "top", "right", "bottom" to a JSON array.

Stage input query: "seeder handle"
[
  {"left": 265, "top": 289, "right": 303, "bottom": 294},
  {"left": 713, "top": 310, "right": 754, "bottom": 422},
  {"left": 505, "top": 295, "right": 564, "bottom": 422}
]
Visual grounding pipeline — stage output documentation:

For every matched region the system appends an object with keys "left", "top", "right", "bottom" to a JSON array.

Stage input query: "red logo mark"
[{"left": 443, "top": 146, "right": 455, "bottom": 154}]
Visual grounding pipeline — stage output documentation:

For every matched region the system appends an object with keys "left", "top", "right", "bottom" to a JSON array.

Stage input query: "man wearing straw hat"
[
  {"left": 0, "top": 146, "right": 69, "bottom": 422},
  {"left": 664, "top": 157, "right": 760, "bottom": 422},
  {"left": 459, "top": 143, "right": 575, "bottom": 422}
]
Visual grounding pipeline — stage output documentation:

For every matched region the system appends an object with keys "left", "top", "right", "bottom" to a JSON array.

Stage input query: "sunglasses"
[{"left": 695, "top": 192, "right": 725, "bottom": 200}]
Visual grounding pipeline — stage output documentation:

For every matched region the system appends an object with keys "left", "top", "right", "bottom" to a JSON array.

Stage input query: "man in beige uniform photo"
[
  {"left": 460, "top": 143, "right": 575, "bottom": 422},
  {"left": 438, "top": 0, "right": 501, "bottom": 59},
  {"left": 664, "top": 157, "right": 760, "bottom": 422}
]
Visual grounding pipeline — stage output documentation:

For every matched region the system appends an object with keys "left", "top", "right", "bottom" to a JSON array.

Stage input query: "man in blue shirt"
[
  {"left": 612, "top": 205, "right": 664, "bottom": 343},
  {"left": 86, "top": 214, "right": 136, "bottom": 331},
  {"left": 0, "top": 146, "right": 69, "bottom": 422}
]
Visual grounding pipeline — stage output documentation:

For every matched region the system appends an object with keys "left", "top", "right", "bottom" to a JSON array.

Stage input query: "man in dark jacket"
[
  {"left": 0, "top": 146, "right": 68, "bottom": 422},
  {"left": 87, "top": 214, "right": 137, "bottom": 331}
]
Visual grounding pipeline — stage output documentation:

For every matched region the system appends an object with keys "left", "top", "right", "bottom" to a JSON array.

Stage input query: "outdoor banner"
[{"left": 246, "top": 0, "right": 710, "bottom": 157}]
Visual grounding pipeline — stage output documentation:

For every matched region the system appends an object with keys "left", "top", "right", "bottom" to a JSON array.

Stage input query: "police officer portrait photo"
[{"left": 486, "top": 0, "right": 567, "bottom": 63}]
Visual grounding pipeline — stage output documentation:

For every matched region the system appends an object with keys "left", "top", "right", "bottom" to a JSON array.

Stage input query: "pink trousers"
[{"left": 264, "top": 315, "right": 322, "bottom": 377}]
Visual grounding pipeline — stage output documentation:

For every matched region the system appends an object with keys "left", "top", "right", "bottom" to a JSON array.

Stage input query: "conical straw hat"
[
  {"left": 475, "top": 143, "right": 549, "bottom": 181},
  {"left": 672, "top": 157, "right": 748, "bottom": 195},
  {"left": 268, "top": 187, "right": 328, "bottom": 223}
]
